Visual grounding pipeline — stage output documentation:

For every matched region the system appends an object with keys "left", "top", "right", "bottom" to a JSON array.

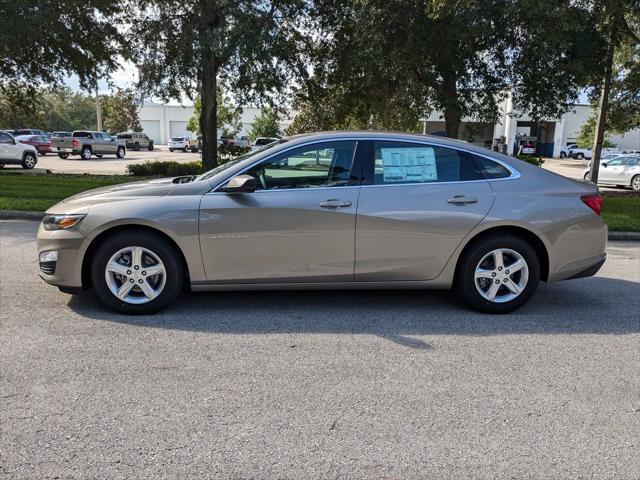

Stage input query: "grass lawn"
[
  {"left": 1, "top": 172, "right": 639, "bottom": 231},
  {"left": 0, "top": 172, "right": 147, "bottom": 212},
  {"left": 601, "top": 195, "right": 640, "bottom": 232}
]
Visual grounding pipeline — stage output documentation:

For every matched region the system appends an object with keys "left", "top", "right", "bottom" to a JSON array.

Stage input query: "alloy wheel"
[
  {"left": 632, "top": 176, "right": 640, "bottom": 192},
  {"left": 104, "top": 246, "right": 166, "bottom": 304},
  {"left": 474, "top": 248, "right": 529, "bottom": 303}
]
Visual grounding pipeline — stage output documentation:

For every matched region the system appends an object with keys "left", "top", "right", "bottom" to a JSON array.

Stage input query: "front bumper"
[{"left": 37, "top": 222, "right": 86, "bottom": 289}]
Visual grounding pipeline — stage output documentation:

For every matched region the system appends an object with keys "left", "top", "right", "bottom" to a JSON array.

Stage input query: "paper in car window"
[{"left": 381, "top": 147, "right": 437, "bottom": 183}]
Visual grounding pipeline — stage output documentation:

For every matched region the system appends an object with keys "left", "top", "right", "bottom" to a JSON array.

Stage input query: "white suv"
[
  {"left": 168, "top": 137, "right": 196, "bottom": 152},
  {"left": 0, "top": 130, "right": 38, "bottom": 169}
]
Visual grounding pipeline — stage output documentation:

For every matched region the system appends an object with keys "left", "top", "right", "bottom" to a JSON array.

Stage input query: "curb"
[
  {"left": 0, "top": 210, "right": 45, "bottom": 220},
  {"left": 1, "top": 210, "right": 639, "bottom": 241}
]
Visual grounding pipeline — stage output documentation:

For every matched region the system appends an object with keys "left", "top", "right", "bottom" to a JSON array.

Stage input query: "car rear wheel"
[
  {"left": 81, "top": 146, "right": 92, "bottom": 160},
  {"left": 560, "top": 152, "right": 566, "bottom": 158},
  {"left": 90, "top": 232, "right": 184, "bottom": 314},
  {"left": 632, "top": 175, "right": 640, "bottom": 192},
  {"left": 148, "top": 144, "right": 154, "bottom": 151},
  {"left": 456, "top": 234, "right": 540, "bottom": 314},
  {"left": 583, "top": 172, "right": 591, "bottom": 181},
  {"left": 576, "top": 153, "right": 584, "bottom": 159},
  {"left": 22, "top": 152, "right": 37, "bottom": 169},
  {"left": 116, "top": 146, "right": 126, "bottom": 159},
  {"left": 169, "top": 148, "right": 174, "bottom": 152}
]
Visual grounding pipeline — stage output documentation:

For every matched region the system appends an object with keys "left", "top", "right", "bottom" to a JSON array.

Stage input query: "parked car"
[
  {"left": 251, "top": 137, "right": 280, "bottom": 150},
  {"left": 12, "top": 129, "right": 49, "bottom": 138},
  {"left": 116, "top": 132, "right": 154, "bottom": 151},
  {"left": 51, "top": 131, "right": 72, "bottom": 138},
  {"left": 37, "top": 131, "right": 607, "bottom": 315},
  {"left": 583, "top": 155, "right": 640, "bottom": 191},
  {"left": 219, "top": 136, "right": 235, "bottom": 146},
  {"left": 559, "top": 144, "right": 579, "bottom": 158},
  {"left": 568, "top": 147, "right": 592, "bottom": 159},
  {"left": 16, "top": 134, "right": 52, "bottom": 155},
  {"left": 168, "top": 137, "right": 197, "bottom": 152},
  {"left": 51, "top": 130, "right": 126, "bottom": 159},
  {"left": 0, "top": 130, "right": 38, "bottom": 169},
  {"left": 235, "top": 136, "right": 250, "bottom": 148}
]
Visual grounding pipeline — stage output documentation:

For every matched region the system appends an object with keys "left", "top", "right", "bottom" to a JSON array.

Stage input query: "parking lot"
[{"left": 1, "top": 220, "right": 638, "bottom": 478}]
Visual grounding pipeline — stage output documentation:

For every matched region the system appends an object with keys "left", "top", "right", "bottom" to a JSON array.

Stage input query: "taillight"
[
  {"left": 581, "top": 194, "right": 603, "bottom": 215},
  {"left": 72, "top": 138, "right": 79, "bottom": 148}
]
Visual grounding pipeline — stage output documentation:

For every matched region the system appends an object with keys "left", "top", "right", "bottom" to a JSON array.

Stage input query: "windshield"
[{"left": 197, "top": 139, "right": 287, "bottom": 181}]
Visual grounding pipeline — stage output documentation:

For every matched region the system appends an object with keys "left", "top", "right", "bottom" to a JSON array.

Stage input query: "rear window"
[
  {"left": 73, "top": 131, "right": 92, "bottom": 138},
  {"left": 171, "top": 137, "right": 184, "bottom": 141},
  {"left": 471, "top": 154, "right": 512, "bottom": 179}
]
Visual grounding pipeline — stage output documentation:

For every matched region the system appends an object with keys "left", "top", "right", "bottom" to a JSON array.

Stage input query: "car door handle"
[
  {"left": 447, "top": 196, "right": 478, "bottom": 205},
  {"left": 320, "top": 199, "right": 352, "bottom": 209}
]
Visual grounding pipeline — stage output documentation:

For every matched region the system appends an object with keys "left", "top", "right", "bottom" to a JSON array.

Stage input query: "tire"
[
  {"left": 560, "top": 152, "right": 566, "bottom": 158},
  {"left": 632, "top": 175, "right": 640, "bottom": 192},
  {"left": 133, "top": 142, "right": 140, "bottom": 151},
  {"left": 116, "top": 146, "right": 126, "bottom": 159},
  {"left": 148, "top": 144, "right": 154, "bottom": 151},
  {"left": 169, "top": 148, "right": 174, "bottom": 152},
  {"left": 58, "top": 153, "right": 69, "bottom": 159},
  {"left": 455, "top": 234, "right": 540, "bottom": 314},
  {"left": 21, "top": 152, "right": 37, "bottom": 169},
  {"left": 576, "top": 153, "right": 584, "bottom": 160},
  {"left": 90, "top": 231, "right": 184, "bottom": 314},
  {"left": 0, "top": 163, "right": 5, "bottom": 169},
  {"left": 183, "top": 147, "right": 188, "bottom": 153},
  {"left": 583, "top": 172, "right": 591, "bottom": 181},
  {"left": 95, "top": 154, "right": 103, "bottom": 158},
  {"left": 81, "top": 146, "right": 92, "bottom": 160}
]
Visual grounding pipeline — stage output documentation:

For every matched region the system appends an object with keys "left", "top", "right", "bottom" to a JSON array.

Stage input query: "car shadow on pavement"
[{"left": 66, "top": 276, "right": 640, "bottom": 349}]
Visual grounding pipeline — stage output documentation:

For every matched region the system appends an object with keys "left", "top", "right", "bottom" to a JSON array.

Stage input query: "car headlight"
[{"left": 42, "top": 214, "right": 86, "bottom": 231}]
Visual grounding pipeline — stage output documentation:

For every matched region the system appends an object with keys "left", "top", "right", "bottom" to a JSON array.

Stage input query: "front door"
[
  {"left": 199, "top": 140, "right": 360, "bottom": 283},
  {"left": 355, "top": 141, "right": 499, "bottom": 281}
]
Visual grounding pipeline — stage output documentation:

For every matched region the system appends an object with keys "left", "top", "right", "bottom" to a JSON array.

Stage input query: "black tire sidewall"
[
  {"left": 90, "top": 232, "right": 184, "bottom": 314},
  {"left": 632, "top": 175, "right": 640, "bottom": 191},
  {"left": 22, "top": 153, "right": 36, "bottom": 169},
  {"left": 82, "top": 147, "right": 91, "bottom": 160},
  {"left": 117, "top": 147, "right": 125, "bottom": 158},
  {"left": 456, "top": 234, "right": 541, "bottom": 314}
]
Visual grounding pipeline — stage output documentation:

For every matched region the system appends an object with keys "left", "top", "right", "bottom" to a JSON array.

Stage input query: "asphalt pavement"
[{"left": 1, "top": 220, "right": 639, "bottom": 479}]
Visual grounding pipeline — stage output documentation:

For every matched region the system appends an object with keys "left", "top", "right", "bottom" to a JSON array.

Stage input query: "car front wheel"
[
  {"left": 456, "top": 234, "right": 540, "bottom": 314},
  {"left": 81, "top": 146, "right": 92, "bottom": 160},
  {"left": 560, "top": 152, "right": 566, "bottom": 158},
  {"left": 116, "top": 146, "right": 126, "bottom": 159},
  {"left": 90, "top": 231, "right": 184, "bottom": 314},
  {"left": 632, "top": 175, "right": 640, "bottom": 192},
  {"left": 22, "top": 152, "right": 37, "bottom": 169}
]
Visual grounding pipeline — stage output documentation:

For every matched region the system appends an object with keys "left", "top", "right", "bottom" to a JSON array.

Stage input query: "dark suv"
[{"left": 116, "top": 132, "right": 154, "bottom": 151}]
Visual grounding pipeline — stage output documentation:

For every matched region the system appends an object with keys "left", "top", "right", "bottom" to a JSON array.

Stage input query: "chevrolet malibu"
[{"left": 37, "top": 132, "right": 607, "bottom": 314}]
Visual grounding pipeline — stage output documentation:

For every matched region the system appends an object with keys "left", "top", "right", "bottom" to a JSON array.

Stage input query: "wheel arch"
[
  {"left": 454, "top": 224, "right": 550, "bottom": 282},
  {"left": 81, "top": 224, "right": 190, "bottom": 290}
]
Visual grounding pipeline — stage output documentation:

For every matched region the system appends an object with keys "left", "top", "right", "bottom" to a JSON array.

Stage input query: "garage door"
[
  {"left": 141, "top": 120, "right": 161, "bottom": 144},
  {"left": 170, "top": 121, "right": 190, "bottom": 139}
]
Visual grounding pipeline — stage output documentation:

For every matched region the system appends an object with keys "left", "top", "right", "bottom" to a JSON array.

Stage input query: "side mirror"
[{"left": 220, "top": 174, "right": 257, "bottom": 193}]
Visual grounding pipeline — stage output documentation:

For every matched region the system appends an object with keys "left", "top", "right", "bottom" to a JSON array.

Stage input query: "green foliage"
[
  {"left": 577, "top": 116, "right": 616, "bottom": 148},
  {"left": 0, "top": 172, "right": 141, "bottom": 212},
  {"left": 517, "top": 155, "right": 545, "bottom": 167},
  {"left": 126, "top": 161, "right": 203, "bottom": 177},
  {"left": 130, "top": 0, "right": 306, "bottom": 169},
  {"left": 607, "top": 32, "right": 640, "bottom": 132},
  {"left": 102, "top": 89, "right": 142, "bottom": 134},
  {"left": 218, "top": 144, "right": 251, "bottom": 161},
  {"left": 0, "top": 83, "right": 97, "bottom": 131},
  {"left": 187, "top": 91, "right": 242, "bottom": 135},
  {"left": 0, "top": 0, "right": 125, "bottom": 88},
  {"left": 248, "top": 108, "right": 281, "bottom": 140}
]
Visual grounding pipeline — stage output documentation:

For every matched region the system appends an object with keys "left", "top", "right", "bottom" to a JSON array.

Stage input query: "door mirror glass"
[{"left": 221, "top": 174, "right": 257, "bottom": 193}]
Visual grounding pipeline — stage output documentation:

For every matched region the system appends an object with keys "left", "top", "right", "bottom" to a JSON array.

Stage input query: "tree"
[
  {"left": 589, "top": 0, "right": 639, "bottom": 184},
  {"left": 248, "top": 108, "right": 281, "bottom": 140},
  {"left": 102, "top": 89, "right": 142, "bottom": 134},
  {"left": 0, "top": 0, "right": 125, "bottom": 88},
  {"left": 576, "top": 116, "right": 615, "bottom": 149},
  {"left": 186, "top": 91, "right": 242, "bottom": 136},
  {"left": 130, "top": 0, "right": 306, "bottom": 169},
  {"left": 300, "top": 0, "right": 603, "bottom": 138}
]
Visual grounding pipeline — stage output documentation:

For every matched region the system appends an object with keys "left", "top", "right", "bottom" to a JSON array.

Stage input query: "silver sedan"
[
  {"left": 37, "top": 131, "right": 607, "bottom": 314},
  {"left": 583, "top": 155, "right": 640, "bottom": 191}
]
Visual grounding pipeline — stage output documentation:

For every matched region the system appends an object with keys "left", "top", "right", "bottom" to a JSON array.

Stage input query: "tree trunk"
[
  {"left": 442, "top": 74, "right": 461, "bottom": 139},
  {"left": 590, "top": 22, "right": 615, "bottom": 184},
  {"left": 199, "top": 0, "right": 219, "bottom": 170}
]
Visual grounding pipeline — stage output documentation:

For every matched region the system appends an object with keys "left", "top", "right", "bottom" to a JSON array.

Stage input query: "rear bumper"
[
  {"left": 568, "top": 255, "right": 606, "bottom": 279},
  {"left": 56, "top": 147, "right": 77, "bottom": 153}
]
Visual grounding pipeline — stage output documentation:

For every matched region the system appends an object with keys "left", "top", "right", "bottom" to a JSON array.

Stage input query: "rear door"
[
  {"left": 355, "top": 141, "right": 500, "bottom": 281},
  {"left": 199, "top": 140, "right": 361, "bottom": 283},
  {"left": 599, "top": 158, "right": 623, "bottom": 183}
]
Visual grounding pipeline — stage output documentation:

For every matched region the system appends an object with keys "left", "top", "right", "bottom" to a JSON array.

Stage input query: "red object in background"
[{"left": 16, "top": 135, "right": 52, "bottom": 155}]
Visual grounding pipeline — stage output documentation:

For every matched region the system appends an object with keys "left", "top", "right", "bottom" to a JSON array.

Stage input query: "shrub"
[
  {"left": 219, "top": 144, "right": 251, "bottom": 161},
  {"left": 517, "top": 154, "right": 545, "bottom": 167},
  {"left": 127, "top": 160, "right": 203, "bottom": 177}
]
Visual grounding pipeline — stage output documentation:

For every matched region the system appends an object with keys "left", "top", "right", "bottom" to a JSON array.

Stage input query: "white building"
[
  {"left": 138, "top": 102, "right": 294, "bottom": 145},
  {"left": 140, "top": 98, "right": 639, "bottom": 155}
]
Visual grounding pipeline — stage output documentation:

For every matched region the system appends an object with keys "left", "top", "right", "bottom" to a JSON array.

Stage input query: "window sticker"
[{"left": 380, "top": 147, "right": 437, "bottom": 183}]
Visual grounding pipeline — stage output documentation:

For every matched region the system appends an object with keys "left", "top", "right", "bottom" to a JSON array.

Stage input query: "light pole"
[{"left": 95, "top": 79, "right": 103, "bottom": 132}]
